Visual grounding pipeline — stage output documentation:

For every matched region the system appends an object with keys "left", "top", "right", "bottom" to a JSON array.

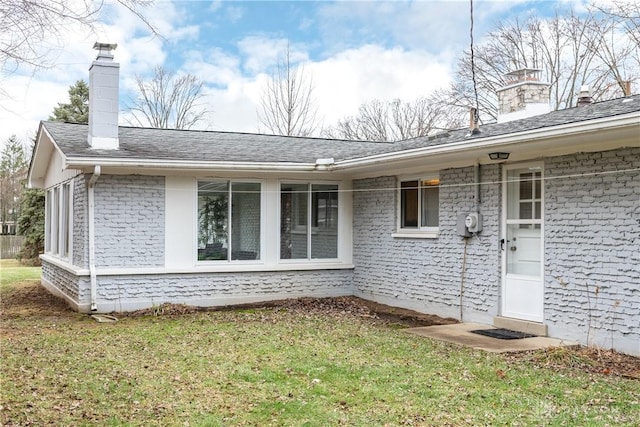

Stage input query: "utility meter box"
[
  {"left": 457, "top": 214, "right": 472, "bottom": 237},
  {"left": 457, "top": 212, "right": 483, "bottom": 237},
  {"left": 465, "top": 212, "right": 483, "bottom": 233}
]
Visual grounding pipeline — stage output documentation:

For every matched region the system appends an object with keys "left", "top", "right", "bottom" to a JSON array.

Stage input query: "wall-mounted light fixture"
[{"left": 488, "top": 152, "right": 510, "bottom": 161}]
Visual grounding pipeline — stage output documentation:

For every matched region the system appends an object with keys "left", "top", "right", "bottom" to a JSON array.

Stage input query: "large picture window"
[
  {"left": 400, "top": 177, "right": 439, "bottom": 230},
  {"left": 280, "top": 183, "right": 339, "bottom": 260},
  {"left": 45, "top": 181, "right": 73, "bottom": 259},
  {"left": 197, "top": 180, "right": 261, "bottom": 261}
]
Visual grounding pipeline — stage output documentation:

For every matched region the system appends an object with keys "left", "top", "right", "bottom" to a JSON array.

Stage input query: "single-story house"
[{"left": 29, "top": 44, "right": 640, "bottom": 355}]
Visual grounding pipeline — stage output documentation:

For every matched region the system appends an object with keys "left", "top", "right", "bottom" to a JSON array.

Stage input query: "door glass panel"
[
  {"left": 507, "top": 170, "right": 542, "bottom": 220},
  {"left": 506, "top": 224, "right": 541, "bottom": 276},
  {"left": 519, "top": 202, "right": 532, "bottom": 220},
  {"left": 506, "top": 168, "right": 542, "bottom": 276},
  {"left": 519, "top": 173, "right": 532, "bottom": 199}
]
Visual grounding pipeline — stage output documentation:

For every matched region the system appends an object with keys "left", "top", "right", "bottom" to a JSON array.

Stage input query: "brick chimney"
[
  {"left": 496, "top": 68, "right": 551, "bottom": 123},
  {"left": 88, "top": 42, "right": 119, "bottom": 149}
]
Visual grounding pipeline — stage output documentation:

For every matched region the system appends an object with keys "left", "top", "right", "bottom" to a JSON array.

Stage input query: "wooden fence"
[{"left": 1, "top": 235, "right": 25, "bottom": 259}]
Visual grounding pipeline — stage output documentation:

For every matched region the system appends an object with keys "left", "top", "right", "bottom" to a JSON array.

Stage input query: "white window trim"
[
  {"left": 45, "top": 180, "right": 73, "bottom": 261},
  {"left": 45, "top": 190, "right": 51, "bottom": 253},
  {"left": 278, "top": 179, "right": 341, "bottom": 263},
  {"left": 395, "top": 174, "right": 440, "bottom": 238},
  {"left": 195, "top": 178, "right": 265, "bottom": 264}
]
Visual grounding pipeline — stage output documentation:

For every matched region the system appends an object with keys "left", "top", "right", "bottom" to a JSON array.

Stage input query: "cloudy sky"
[{"left": 0, "top": 0, "right": 575, "bottom": 146}]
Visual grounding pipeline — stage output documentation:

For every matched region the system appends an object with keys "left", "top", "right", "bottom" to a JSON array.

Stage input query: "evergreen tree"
[
  {"left": 0, "top": 135, "right": 27, "bottom": 233},
  {"left": 49, "top": 80, "right": 89, "bottom": 124},
  {"left": 16, "top": 188, "right": 45, "bottom": 262},
  {"left": 16, "top": 80, "right": 89, "bottom": 262}
]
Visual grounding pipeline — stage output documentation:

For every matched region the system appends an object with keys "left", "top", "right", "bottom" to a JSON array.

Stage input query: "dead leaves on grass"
[{"left": 513, "top": 346, "right": 640, "bottom": 380}]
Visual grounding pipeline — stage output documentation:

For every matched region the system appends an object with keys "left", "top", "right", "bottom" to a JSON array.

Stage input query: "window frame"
[
  {"left": 45, "top": 181, "right": 73, "bottom": 261},
  {"left": 279, "top": 180, "right": 341, "bottom": 262},
  {"left": 395, "top": 174, "right": 440, "bottom": 238},
  {"left": 196, "top": 179, "right": 264, "bottom": 264}
]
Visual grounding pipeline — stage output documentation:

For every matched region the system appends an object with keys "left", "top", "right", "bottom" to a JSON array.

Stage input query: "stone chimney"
[
  {"left": 496, "top": 68, "right": 551, "bottom": 124},
  {"left": 577, "top": 85, "right": 594, "bottom": 107},
  {"left": 88, "top": 42, "right": 119, "bottom": 149}
]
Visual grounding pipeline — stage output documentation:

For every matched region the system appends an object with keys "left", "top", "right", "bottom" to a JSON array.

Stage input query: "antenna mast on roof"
[{"left": 469, "top": 0, "right": 480, "bottom": 134}]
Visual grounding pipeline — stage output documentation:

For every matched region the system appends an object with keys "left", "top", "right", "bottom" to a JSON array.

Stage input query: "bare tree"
[
  {"left": 324, "top": 97, "right": 463, "bottom": 142},
  {"left": 128, "top": 66, "right": 210, "bottom": 130},
  {"left": 0, "top": 0, "right": 156, "bottom": 73},
  {"left": 258, "top": 45, "right": 320, "bottom": 136},
  {"left": 593, "top": 0, "right": 640, "bottom": 79},
  {"left": 444, "top": 6, "right": 639, "bottom": 123}
]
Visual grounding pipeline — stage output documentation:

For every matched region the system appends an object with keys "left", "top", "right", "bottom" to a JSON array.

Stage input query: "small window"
[{"left": 399, "top": 177, "right": 439, "bottom": 230}]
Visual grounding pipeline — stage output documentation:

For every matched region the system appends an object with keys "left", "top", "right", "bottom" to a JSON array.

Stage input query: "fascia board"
[
  {"left": 64, "top": 157, "right": 320, "bottom": 172},
  {"left": 332, "top": 112, "right": 640, "bottom": 170},
  {"left": 28, "top": 124, "right": 68, "bottom": 188}
]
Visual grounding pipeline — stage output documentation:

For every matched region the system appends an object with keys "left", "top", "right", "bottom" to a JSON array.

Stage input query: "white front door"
[{"left": 502, "top": 164, "right": 544, "bottom": 322}]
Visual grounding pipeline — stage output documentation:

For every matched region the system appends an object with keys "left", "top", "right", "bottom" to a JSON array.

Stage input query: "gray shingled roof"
[
  {"left": 44, "top": 94, "right": 640, "bottom": 164},
  {"left": 43, "top": 121, "right": 393, "bottom": 164}
]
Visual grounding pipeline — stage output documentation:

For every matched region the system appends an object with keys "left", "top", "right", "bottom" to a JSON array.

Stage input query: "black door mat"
[{"left": 470, "top": 328, "right": 536, "bottom": 340}]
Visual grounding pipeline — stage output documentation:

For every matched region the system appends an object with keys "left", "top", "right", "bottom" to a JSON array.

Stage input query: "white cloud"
[
  {"left": 175, "top": 42, "right": 452, "bottom": 135},
  {"left": 225, "top": 6, "right": 245, "bottom": 24},
  {"left": 0, "top": 76, "right": 70, "bottom": 144},
  {"left": 310, "top": 45, "right": 451, "bottom": 128},
  {"left": 236, "top": 36, "right": 309, "bottom": 75},
  {"left": 183, "top": 48, "right": 243, "bottom": 87},
  {"left": 237, "top": 36, "right": 288, "bottom": 74},
  {"left": 0, "top": 0, "right": 195, "bottom": 145}
]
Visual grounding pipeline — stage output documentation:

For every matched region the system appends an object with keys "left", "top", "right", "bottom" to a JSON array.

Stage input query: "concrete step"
[{"left": 493, "top": 316, "right": 548, "bottom": 337}]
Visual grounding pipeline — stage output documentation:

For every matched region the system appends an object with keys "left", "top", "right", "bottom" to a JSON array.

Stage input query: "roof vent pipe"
[
  {"left": 469, "top": 108, "right": 480, "bottom": 135},
  {"left": 577, "top": 85, "right": 594, "bottom": 107}
]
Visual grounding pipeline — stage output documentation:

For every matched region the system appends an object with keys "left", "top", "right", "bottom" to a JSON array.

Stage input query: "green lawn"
[
  {"left": 0, "top": 259, "right": 41, "bottom": 287},
  {"left": 1, "top": 263, "right": 638, "bottom": 426}
]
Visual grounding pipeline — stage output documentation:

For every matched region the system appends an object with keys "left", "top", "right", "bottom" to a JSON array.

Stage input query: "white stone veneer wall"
[
  {"left": 94, "top": 175, "right": 165, "bottom": 268},
  {"left": 544, "top": 147, "right": 640, "bottom": 355},
  {"left": 352, "top": 165, "right": 502, "bottom": 324},
  {"left": 72, "top": 174, "right": 89, "bottom": 269},
  {"left": 92, "top": 269, "right": 353, "bottom": 313}
]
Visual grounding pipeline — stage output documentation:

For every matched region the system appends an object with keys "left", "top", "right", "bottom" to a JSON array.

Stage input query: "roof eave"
[
  {"left": 64, "top": 157, "right": 325, "bottom": 173},
  {"left": 332, "top": 111, "right": 640, "bottom": 172}
]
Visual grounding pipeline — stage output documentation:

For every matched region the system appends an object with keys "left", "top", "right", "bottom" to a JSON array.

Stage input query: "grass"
[
  {"left": 1, "top": 263, "right": 639, "bottom": 426},
  {"left": 0, "top": 259, "right": 41, "bottom": 286}
]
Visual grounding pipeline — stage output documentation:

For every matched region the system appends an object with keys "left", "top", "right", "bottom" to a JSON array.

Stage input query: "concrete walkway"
[{"left": 405, "top": 323, "right": 579, "bottom": 353}]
